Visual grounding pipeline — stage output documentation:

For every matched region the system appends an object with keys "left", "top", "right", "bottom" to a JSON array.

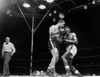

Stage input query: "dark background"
[{"left": 0, "top": 3, "right": 100, "bottom": 75}]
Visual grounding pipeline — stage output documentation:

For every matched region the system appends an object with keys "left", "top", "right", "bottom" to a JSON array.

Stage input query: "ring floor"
[{"left": 0, "top": 75, "right": 100, "bottom": 77}]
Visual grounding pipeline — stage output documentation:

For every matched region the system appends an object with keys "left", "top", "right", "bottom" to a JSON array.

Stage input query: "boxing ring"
[
  {"left": 0, "top": 46, "right": 100, "bottom": 77},
  {"left": 1, "top": 0, "right": 100, "bottom": 77},
  {"left": 3, "top": 76, "right": 100, "bottom": 77},
  {"left": 1, "top": 75, "right": 100, "bottom": 77}
]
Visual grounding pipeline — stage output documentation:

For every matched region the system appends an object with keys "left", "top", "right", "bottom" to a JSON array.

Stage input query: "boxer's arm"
[{"left": 65, "top": 33, "right": 78, "bottom": 44}]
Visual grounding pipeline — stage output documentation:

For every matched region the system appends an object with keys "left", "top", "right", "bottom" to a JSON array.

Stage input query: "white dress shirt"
[{"left": 2, "top": 42, "right": 16, "bottom": 54}]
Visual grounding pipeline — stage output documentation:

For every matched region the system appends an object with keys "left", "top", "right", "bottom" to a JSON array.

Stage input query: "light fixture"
[
  {"left": 39, "top": 4, "right": 46, "bottom": 10},
  {"left": 49, "top": 13, "right": 52, "bottom": 16},
  {"left": 6, "top": 10, "right": 12, "bottom": 17},
  {"left": 92, "top": 0, "right": 96, "bottom": 4},
  {"left": 23, "top": 2, "right": 31, "bottom": 8},
  {"left": 6, "top": 10, "right": 11, "bottom": 15},
  {"left": 52, "top": 18, "right": 56, "bottom": 22},
  {"left": 59, "top": 13, "right": 64, "bottom": 19},
  {"left": 53, "top": 10, "right": 57, "bottom": 14},
  {"left": 83, "top": 5, "right": 88, "bottom": 10},
  {"left": 45, "top": 0, "right": 54, "bottom": 3}
]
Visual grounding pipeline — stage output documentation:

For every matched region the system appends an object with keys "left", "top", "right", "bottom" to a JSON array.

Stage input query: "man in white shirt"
[
  {"left": 47, "top": 20, "right": 65, "bottom": 76},
  {"left": 1, "top": 37, "right": 16, "bottom": 76}
]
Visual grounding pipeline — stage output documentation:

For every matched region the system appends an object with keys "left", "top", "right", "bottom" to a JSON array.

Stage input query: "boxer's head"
[
  {"left": 65, "top": 26, "right": 70, "bottom": 35},
  {"left": 58, "top": 19, "right": 65, "bottom": 25},
  {"left": 57, "top": 19, "right": 65, "bottom": 28}
]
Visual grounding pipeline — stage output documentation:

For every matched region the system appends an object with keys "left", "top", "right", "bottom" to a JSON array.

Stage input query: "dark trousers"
[{"left": 3, "top": 52, "right": 11, "bottom": 75}]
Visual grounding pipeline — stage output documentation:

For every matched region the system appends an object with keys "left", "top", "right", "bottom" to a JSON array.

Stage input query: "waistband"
[{"left": 4, "top": 51, "right": 12, "bottom": 53}]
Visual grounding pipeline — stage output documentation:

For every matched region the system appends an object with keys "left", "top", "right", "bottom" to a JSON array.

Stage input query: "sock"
[
  {"left": 75, "top": 70, "right": 79, "bottom": 74},
  {"left": 65, "top": 65, "right": 70, "bottom": 70}
]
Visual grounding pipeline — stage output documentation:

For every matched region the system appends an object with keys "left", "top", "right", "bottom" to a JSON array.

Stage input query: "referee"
[{"left": 1, "top": 37, "right": 16, "bottom": 76}]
